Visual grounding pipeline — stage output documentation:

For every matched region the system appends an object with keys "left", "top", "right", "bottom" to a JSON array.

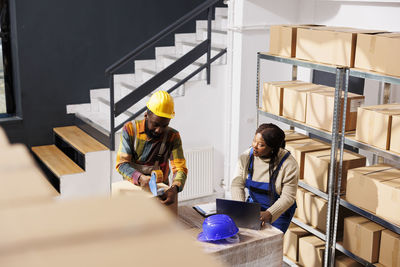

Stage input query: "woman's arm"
[
  {"left": 267, "top": 157, "right": 299, "bottom": 223},
  {"left": 230, "top": 152, "right": 248, "bottom": 202}
]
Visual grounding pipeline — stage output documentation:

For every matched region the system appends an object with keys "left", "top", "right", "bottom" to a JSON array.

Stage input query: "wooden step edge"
[
  {"left": 32, "top": 145, "right": 84, "bottom": 177},
  {"left": 53, "top": 126, "right": 108, "bottom": 154}
]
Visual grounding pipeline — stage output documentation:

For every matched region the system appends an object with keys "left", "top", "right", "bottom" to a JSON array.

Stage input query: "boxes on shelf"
[
  {"left": 269, "top": 25, "right": 323, "bottom": 58},
  {"left": 306, "top": 87, "right": 365, "bottom": 132},
  {"left": 282, "top": 83, "right": 327, "bottom": 122},
  {"left": 343, "top": 216, "right": 385, "bottom": 263},
  {"left": 304, "top": 193, "right": 327, "bottom": 233},
  {"left": 303, "top": 148, "right": 366, "bottom": 193},
  {"left": 375, "top": 178, "right": 400, "bottom": 226},
  {"left": 379, "top": 229, "right": 400, "bottom": 267},
  {"left": 296, "top": 26, "right": 381, "bottom": 67},
  {"left": 284, "top": 130, "right": 308, "bottom": 142},
  {"left": 285, "top": 138, "right": 330, "bottom": 179},
  {"left": 262, "top": 80, "right": 308, "bottom": 116},
  {"left": 355, "top": 103, "right": 400, "bottom": 150},
  {"left": 298, "top": 235, "right": 325, "bottom": 267},
  {"left": 390, "top": 114, "right": 400, "bottom": 153},
  {"left": 283, "top": 223, "right": 310, "bottom": 262},
  {"left": 346, "top": 164, "right": 400, "bottom": 214},
  {"left": 295, "top": 188, "right": 310, "bottom": 224},
  {"left": 335, "top": 254, "right": 363, "bottom": 267},
  {"left": 355, "top": 32, "right": 400, "bottom": 77}
]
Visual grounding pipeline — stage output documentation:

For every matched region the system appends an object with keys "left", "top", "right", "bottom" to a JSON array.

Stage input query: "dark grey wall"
[{"left": 2, "top": 0, "right": 224, "bottom": 146}]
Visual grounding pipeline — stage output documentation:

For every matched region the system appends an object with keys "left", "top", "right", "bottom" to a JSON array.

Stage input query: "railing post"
[
  {"left": 109, "top": 74, "right": 115, "bottom": 151},
  {"left": 206, "top": 6, "right": 212, "bottom": 84}
]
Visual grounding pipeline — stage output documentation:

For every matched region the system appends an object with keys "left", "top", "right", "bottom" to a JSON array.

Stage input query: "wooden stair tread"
[
  {"left": 32, "top": 145, "right": 84, "bottom": 177},
  {"left": 53, "top": 126, "right": 108, "bottom": 154}
]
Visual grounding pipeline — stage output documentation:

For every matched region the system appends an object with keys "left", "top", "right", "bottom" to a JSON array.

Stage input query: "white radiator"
[{"left": 175, "top": 146, "right": 214, "bottom": 201}]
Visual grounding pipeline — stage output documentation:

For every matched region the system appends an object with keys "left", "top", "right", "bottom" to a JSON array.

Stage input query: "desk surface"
[{"left": 177, "top": 205, "right": 284, "bottom": 267}]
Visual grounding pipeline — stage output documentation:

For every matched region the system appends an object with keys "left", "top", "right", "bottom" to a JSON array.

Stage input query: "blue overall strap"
[
  {"left": 271, "top": 151, "right": 291, "bottom": 179},
  {"left": 247, "top": 148, "right": 254, "bottom": 180}
]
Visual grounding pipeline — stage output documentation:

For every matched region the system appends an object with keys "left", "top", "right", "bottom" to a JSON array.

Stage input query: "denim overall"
[{"left": 245, "top": 148, "right": 297, "bottom": 233}]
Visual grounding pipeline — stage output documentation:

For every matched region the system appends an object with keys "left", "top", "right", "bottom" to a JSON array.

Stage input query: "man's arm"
[
  {"left": 169, "top": 132, "right": 188, "bottom": 192},
  {"left": 115, "top": 122, "right": 146, "bottom": 185}
]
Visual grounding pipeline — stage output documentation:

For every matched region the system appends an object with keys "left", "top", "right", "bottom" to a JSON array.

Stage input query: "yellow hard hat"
[{"left": 146, "top": 90, "right": 175, "bottom": 119}]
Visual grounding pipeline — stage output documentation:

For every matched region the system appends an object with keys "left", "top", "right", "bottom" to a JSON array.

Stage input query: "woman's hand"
[{"left": 260, "top": 210, "right": 272, "bottom": 226}]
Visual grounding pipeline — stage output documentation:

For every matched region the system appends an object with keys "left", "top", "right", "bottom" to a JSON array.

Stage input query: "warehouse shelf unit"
[{"left": 256, "top": 52, "right": 400, "bottom": 267}]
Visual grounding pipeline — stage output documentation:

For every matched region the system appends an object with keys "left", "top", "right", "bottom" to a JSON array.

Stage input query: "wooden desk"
[{"left": 178, "top": 206, "right": 284, "bottom": 267}]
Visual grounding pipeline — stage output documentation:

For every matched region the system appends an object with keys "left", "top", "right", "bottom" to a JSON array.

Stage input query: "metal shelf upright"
[{"left": 256, "top": 52, "right": 400, "bottom": 267}]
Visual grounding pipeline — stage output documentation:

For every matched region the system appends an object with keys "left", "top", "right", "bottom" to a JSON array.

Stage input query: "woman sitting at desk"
[{"left": 231, "top": 123, "right": 299, "bottom": 233}]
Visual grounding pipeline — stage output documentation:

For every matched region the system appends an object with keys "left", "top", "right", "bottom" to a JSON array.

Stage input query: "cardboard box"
[
  {"left": 282, "top": 84, "right": 327, "bottom": 122},
  {"left": 335, "top": 254, "right": 363, "bottom": 267},
  {"left": 390, "top": 114, "right": 400, "bottom": 153},
  {"left": 304, "top": 149, "right": 366, "bottom": 193},
  {"left": 305, "top": 193, "right": 327, "bottom": 233},
  {"left": 298, "top": 235, "right": 325, "bottom": 267},
  {"left": 269, "top": 25, "right": 298, "bottom": 58},
  {"left": 355, "top": 32, "right": 400, "bottom": 77},
  {"left": 296, "top": 26, "right": 381, "bottom": 67},
  {"left": 283, "top": 223, "right": 310, "bottom": 262},
  {"left": 355, "top": 103, "right": 400, "bottom": 150},
  {"left": 346, "top": 164, "right": 400, "bottom": 214},
  {"left": 0, "top": 194, "right": 222, "bottom": 267},
  {"left": 295, "top": 188, "right": 313, "bottom": 224},
  {"left": 286, "top": 138, "right": 330, "bottom": 179},
  {"left": 379, "top": 229, "right": 400, "bottom": 267},
  {"left": 262, "top": 80, "right": 308, "bottom": 115},
  {"left": 284, "top": 130, "right": 308, "bottom": 142},
  {"left": 306, "top": 87, "right": 365, "bottom": 132},
  {"left": 343, "top": 216, "right": 385, "bottom": 263},
  {"left": 375, "top": 178, "right": 400, "bottom": 226}
]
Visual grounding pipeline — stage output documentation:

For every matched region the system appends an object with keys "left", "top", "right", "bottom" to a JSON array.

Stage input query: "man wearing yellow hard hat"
[{"left": 116, "top": 90, "right": 188, "bottom": 205}]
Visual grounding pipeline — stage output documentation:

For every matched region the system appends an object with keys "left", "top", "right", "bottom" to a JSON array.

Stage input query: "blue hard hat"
[{"left": 197, "top": 214, "right": 239, "bottom": 242}]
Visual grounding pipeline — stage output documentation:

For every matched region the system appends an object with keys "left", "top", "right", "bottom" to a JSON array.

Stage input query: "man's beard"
[{"left": 145, "top": 120, "right": 161, "bottom": 139}]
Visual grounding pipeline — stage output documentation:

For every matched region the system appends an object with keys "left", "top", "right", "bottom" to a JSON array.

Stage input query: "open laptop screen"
[{"left": 216, "top": 198, "right": 261, "bottom": 230}]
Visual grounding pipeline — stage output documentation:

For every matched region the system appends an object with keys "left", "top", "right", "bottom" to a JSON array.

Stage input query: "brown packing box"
[
  {"left": 285, "top": 138, "right": 330, "bottom": 179},
  {"left": 296, "top": 26, "right": 382, "bottom": 67},
  {"left": 283, "top": 223, "right": 310, "bottom": 262},
  {"left": 335, "top": 254, "right": 363, "bottom": 267},
  {"left": 379, "top": 229, "right": 400, "bottom": 267},
  {"left": 375, "top": 178, "right": 400, "bottom": 225},
  {"left": 304, "top": 149, "right": 366, "bottom": 193},
  {"left": 346, "top": 164, "right": 400, "bottom": 214},
  {"left": 304, "top": 192, "right": 327, "bottom": 233},
  {"left": 262, "top": 80, "right": 308, "bottom": 116},
  {"left": 298, "top": 235, "right": 325, "bottom": 267},
  {"left": 0, "top": 194, "right": 222, "bottom": 267},
  {"left": 284, "top": 130, "right": 308, "bottom": 142},
  {"left": 306, "top": 86, "right": 365, "bottom": 132},
  {"left": 0, "top": 144, "right": 58, "bottom": 207},
  {"left": 295, "top": 188, "right": 307, "bottom": 223},
  {"left": 282, "top": 84, "right": 327, "bottom": 122},
  {"left": 390, "top": 114, "right": 400, "bottom": 153},
  {"left": 343, "top": 216, "right": 385, "bottom": 263},
  {"left": 355, "top": 103, "right": 400, "bottom": 150},
  {"left": 355, "top": 32, "right": 400, "bottom": 77}
]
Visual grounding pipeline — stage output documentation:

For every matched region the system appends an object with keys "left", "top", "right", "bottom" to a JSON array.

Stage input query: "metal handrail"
[
  {"left": 105, "top": 0, "right": 225, "bottom": 150},
  {"left": 105, "top": 0, "right": 221, "bottom": 74}
]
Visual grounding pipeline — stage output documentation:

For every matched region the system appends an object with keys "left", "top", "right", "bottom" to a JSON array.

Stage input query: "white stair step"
[
  {"left": 174, "top": 33, "right": 197, "bottom": 54},
  {"left": 161, "top": 55, "right": 206, "bottom": 80},
  {"left": 134, "top": 59, "right": 156, "bottom": 83},
  {"left": 66, "top": 103, "right": 91, "bottom": 115},
  {"left": 197, "top": 29, "right": 227, "bottom": 46},
  {"left": 181, "top": 41, "right": 226, "bottom": 64},
  {"left": 215, "top": 7, "right": 227, "bottom": 17},
  {"left": 155, "top": 46, "right": 177, "bottom": 70},
  {"left": 141, "top": 69, "right": 186, "bottom": 97},
  {"left": 196, "top": 19, "right": 227, "bottom": 32}
]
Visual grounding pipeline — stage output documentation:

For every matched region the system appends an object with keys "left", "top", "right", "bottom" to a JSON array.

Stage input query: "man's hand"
[
  {"left": 138, "top": 174, "right": 151, "bottom": 187},
  {"left": 260, "top": 210, "right": 272, "bottom": 227},
  {"left": 161, "top": 185, "right": 178, "bottom": 205}
]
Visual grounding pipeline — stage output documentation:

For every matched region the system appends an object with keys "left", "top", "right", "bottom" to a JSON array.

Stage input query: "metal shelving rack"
[{"left": 256, "top": 52, "right": 400, "bottom": 267}]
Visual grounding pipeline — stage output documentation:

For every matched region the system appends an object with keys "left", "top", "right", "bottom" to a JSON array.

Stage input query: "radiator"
[{"left": 175, "top": 146, "right": 214, "bottom": 201}]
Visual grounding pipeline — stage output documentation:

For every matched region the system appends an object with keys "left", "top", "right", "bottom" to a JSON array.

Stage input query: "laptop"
[{"left": 216, "top": 198, "right": 261, "bottom": 230}]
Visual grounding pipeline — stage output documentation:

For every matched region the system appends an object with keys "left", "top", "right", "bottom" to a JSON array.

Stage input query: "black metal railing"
[{"left": 105, "top": 0, "right": 227, "bottom": 150}]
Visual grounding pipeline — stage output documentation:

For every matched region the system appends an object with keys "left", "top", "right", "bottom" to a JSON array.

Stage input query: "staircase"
[{"left": 33, "top": 5, "right": 228, "bottom": 197}]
